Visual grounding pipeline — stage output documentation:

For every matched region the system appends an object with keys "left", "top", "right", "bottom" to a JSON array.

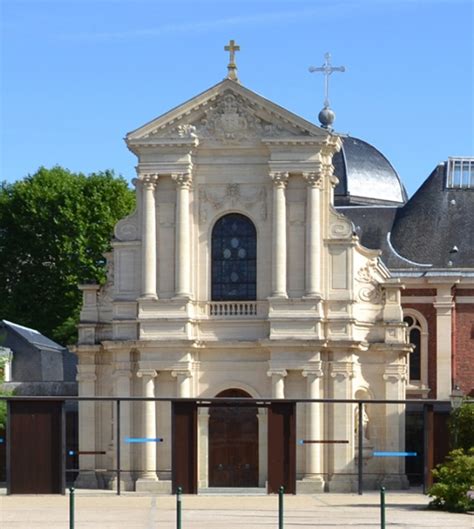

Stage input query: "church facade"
[{"left": 75, "top": 58, "right": 473, "bottom": 493}]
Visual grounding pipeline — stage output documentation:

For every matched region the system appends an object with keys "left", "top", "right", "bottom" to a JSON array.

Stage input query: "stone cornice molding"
[
  {"left": 267, "top": 369, "right": 288, "bottom": 378},
  {"left": 270, "top": 171, "right": 289, "bottom": 188},
  {"left": 383, "top": 364, "right": 407, "bottom": 382},
  {"left": 136, "top": 369, "right": 157, "bottom": 379},
  {"left": 302, "top": 171, "right": 323, "bottom": 188},
  {"left": 172, "top": 172, "right": 193, "bottom": 188}
]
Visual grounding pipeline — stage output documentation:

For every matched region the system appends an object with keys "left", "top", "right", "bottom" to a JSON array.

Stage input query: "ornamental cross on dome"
[
  {"left": 225, "top": 39, "right": 240, "bottom": 81},
  {"left": 309, "top": 52, "right": 345, "bottom": 108}
]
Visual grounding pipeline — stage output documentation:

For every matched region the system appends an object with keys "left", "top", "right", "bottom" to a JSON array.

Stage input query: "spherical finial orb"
[{"left": 318, "top": 106, "right": 335, "bottom": 129}]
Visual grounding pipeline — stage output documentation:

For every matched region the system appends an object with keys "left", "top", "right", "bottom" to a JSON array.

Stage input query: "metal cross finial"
[
  {"left": 224, "top": 39, "right": 240, "bottom": 81},
  {"left": 309, "top": 52, "right": 345, "bottom": 108}
]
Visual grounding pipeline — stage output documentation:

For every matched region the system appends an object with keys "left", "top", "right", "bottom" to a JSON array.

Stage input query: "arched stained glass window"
[{"left": 211, "top": 214, "right": 256, "bottom": 301}]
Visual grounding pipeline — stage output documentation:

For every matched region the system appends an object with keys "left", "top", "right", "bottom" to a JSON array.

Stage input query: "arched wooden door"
[{"left": 209, "top": 389, "right": 259, "bottom": 487}]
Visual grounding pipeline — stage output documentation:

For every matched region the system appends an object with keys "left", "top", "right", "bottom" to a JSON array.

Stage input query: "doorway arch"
[{"left": 208, "top": 388, "right": 259, "bottom": 487}]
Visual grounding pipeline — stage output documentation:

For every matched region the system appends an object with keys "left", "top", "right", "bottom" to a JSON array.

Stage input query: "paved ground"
[{"left": 1, "top": 489, "right": 473, "bottom": 529}]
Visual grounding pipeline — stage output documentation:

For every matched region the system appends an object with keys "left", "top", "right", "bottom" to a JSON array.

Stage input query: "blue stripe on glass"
[
  {"left": 125, "top": 437, "right": 164, "bottom": 443},
  {"left": 373, "top": 451, "right": 417, "bottom": 457}
]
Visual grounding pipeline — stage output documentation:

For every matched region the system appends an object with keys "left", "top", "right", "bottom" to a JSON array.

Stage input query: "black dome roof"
[{"left": 333, "top": 136, "right": 408, "bottom": 206}]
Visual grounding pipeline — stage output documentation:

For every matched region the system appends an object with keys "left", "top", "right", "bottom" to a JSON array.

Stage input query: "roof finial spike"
[
  {"left": 224, "top": 39, "right": 240, "bottom": 82},
  {"left": 309, "top": 52, "right": 346, "bottom": 129}
]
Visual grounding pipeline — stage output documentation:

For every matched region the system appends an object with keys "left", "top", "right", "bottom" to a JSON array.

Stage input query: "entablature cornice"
[
  {"left": 127, "top": 136, "right": 199, "bottom": 154},
  {"left": 136, "top": 162, "right": 193, "bottom": 179}
]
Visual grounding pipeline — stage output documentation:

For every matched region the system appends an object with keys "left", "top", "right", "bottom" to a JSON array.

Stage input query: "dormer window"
[{"left": 446, "top": 157, "right": 474, "bottom": 188}]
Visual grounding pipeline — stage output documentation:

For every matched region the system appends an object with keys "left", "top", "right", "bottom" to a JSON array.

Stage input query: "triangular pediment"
[{"left": 126, "top": 79, "right": 327, "bottom": 147}]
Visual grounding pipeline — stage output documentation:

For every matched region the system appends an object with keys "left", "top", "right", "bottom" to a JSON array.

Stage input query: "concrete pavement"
[{"left": 1, "top": 489, "right": 472, "bottom": 528}]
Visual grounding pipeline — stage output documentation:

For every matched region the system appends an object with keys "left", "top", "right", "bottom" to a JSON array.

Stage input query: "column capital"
[
  {"left": 267, "top": 369, "right": 287, "bottom": 379},
  {"left": 270, "top": 171, "right": 289, "bottom": 188},
  {"left": 136, "top": 173, "right": 159, "bottom": 184},
  {"left": 137, "top": 369, "right": 157, "bottom": 379},
  {"left": 302, "top": 366, "right": 323, "bottom": 379},
  {"left": 383, "top": 364, "right": 407, "bottom": 382},
  {"left": 330, "top": 362, "right": 354, "bottom": 380},
  {"left": 171, "top": 369, "right": 192, "bottom": 379},
  {"left": 302, "top": 172, "right": 323, "bottom": 188},
  {"left": 172, "top": 172, "right": 192, "bottom": 188}
]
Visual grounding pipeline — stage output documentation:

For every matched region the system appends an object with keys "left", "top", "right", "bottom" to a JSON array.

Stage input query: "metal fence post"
[
  {"left": 116, "top": 399, "right": 121, "bottom": 496},
  {"left": 380, "top": 486, "right": 385, "bottom": 529},
  {"left": 177, "top": 485, "right": 182, "bottom": 529},
  {"left": 278, "top": 485, "right": 284, "bottom": 529},
  {"left": 69, "top": 487, "right": 75, "bottom": 529},
  {"left": 358, "top": 401, "right": 364, "bottom": 495}
]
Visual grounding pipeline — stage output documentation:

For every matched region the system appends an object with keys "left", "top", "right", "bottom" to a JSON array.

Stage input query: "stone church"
[{"left": 75, "top": 45, "right": 474, "bottom": 493}]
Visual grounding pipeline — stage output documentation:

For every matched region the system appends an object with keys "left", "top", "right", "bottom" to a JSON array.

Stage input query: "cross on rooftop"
[
  {"left": 225, "top": 39, "right": 240, "bottom": 81},
  {"left": 309, "top": 52, "right": 345, "bottom": 108}
]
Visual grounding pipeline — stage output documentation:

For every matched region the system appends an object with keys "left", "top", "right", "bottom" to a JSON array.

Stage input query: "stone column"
[
  {"left": 302, "top": 364, "right": 324, "bottom": 490},
  {"left": 75, "top": 360, "right": 99, "bottom": 488},
  {"left": 112, "top": 362, "right": 134, "bottom": 491},
  {"left": 172, "top": 173, "right": 192, "bottom": 299},
  {"left": 434, "top": 286, "right": 454, "bottom": 399},
  {"left": 172, "top": 369, "right": 193, "bottom": 398},
  {"left": 303, "top": 172, "right": 322, "bottom": 297},
  {"left": 270, "top": 172, "right": 289, "bottom": 298},
  {"left": 268, "top": 369, "right": 287, "bottom": 398},
  {"left": 382, "top": 364, "right": 409, "bottom": 489},
  {"left": 136, "top": 369, "right": 158, "bottom": 483},
  {"left": 140, "top": 176, "right": 158, "bottom": 299},
  {"left": 328, "top": 357, "right": 354, "bottom": 492}
]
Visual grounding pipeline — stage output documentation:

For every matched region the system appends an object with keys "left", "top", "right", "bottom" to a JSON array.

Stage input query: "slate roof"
[
  {"left": 390, "top": 163, "right": 474, "bottom": 269},
  {"left": 339, "top": 161, "right": 474, "bottom": 272},
  {"left": 333, "top": 136, "right": 408, "bottom": 206},
  {"left": 1, "top": 320, "right": 65, "bottom": 352}
]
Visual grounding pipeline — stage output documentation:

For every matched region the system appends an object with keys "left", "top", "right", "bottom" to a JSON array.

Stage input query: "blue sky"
[{"left": 1, "top": 0, "right": 473, "bottom": 196}]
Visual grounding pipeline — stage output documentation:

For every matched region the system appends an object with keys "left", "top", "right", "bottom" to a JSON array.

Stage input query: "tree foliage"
[
  {"left": 0, "top": 166, "right": 135, "bottom": 345},
  {"left": 428, "top": 448, "right": 474, "bottom": 512},
  {"left": 450, "top": 401, "right": 474, "bottom": 451}
]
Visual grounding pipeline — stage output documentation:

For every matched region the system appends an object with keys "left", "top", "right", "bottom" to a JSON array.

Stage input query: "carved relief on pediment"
[
  {"left": 149, "top": 92, "right": 300, "bottom": 144},
  {"left": 198, "top": 183, "right": 268, "bottom": 223}
]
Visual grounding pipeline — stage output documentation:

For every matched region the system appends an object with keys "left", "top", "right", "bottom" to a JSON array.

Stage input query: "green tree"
[
  {"left": 428, "top": 448, "right": 474, "bottom": 512},
  {"left": 450, "top": 401, "right": 474, "bottom": 451},
  {"left": 0, "top": 166, "right": 135, "bottom": 344}
]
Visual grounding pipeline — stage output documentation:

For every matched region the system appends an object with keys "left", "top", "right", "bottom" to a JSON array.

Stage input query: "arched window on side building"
[{"left": 403, "top": 310, "right": 429, "bottom": 395}]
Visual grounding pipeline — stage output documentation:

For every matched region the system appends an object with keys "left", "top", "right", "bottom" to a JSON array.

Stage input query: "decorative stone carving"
[
  {"left": 356, "top": 260, "right": 384, "bottom": 304},
  {"left": 115, "top": 209, "right": 139, "bottom": 241},
  {"left": 356, "top": 260, "right": 379, "bottom": 283},
  {"left": 172, "top": 172, "right": 192, "bottom": 188},
  {"left": 270, "top": 171, "right": 289, "bottom": 188},
  {"left": 196, "top": 92, "right": 292, "bottom": 144},
  {"left": 329, "top": 214, "right": 353, "bottom": 239},
  {"left": 198, "top": 184, "right": 267, "bottom": 223},
  {"left": 302, "top": 172, "right": 323, "bottom": 188},
  {"left": 358, "top": 285, "right": 384, "bottom": 304}
]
